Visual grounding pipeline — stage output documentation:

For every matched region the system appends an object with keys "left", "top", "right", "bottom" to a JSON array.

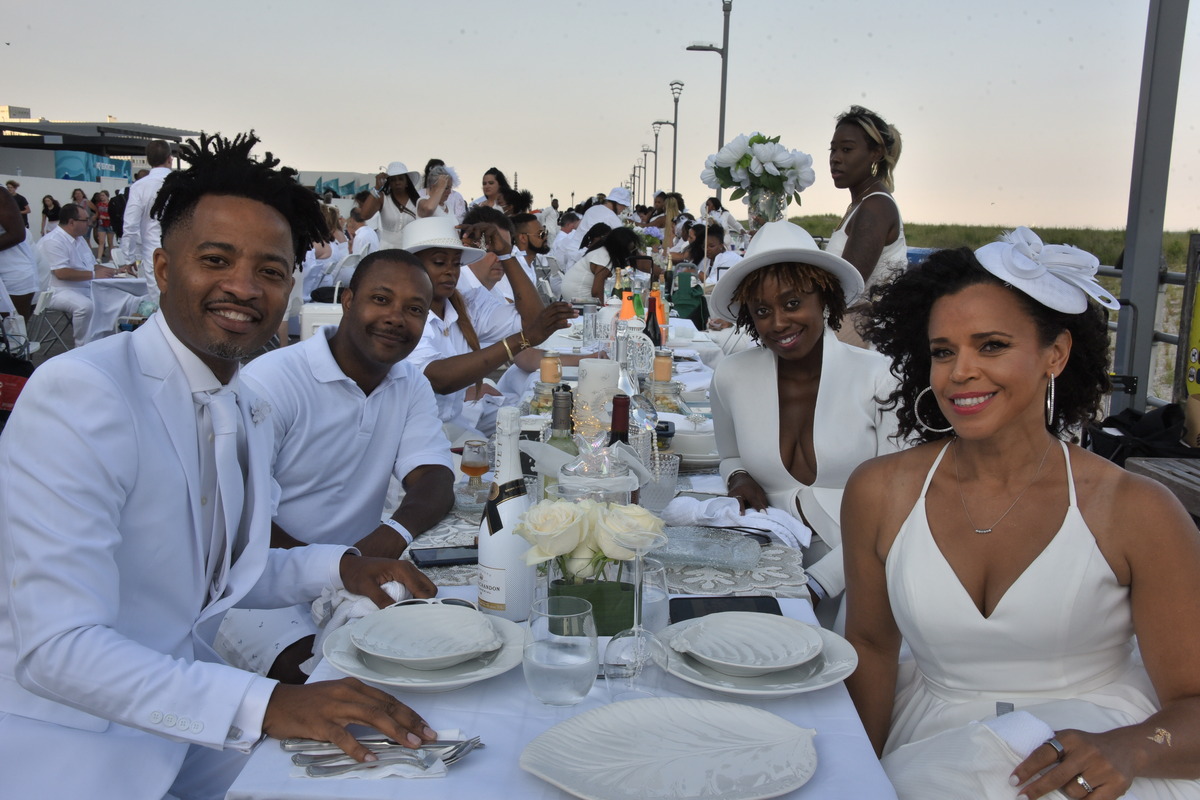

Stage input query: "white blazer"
[
  {"left": 0, "top": 318, "right": 346, "bottom": 798},
  {"left": 710, "top": 329, "right": 901, "bottom": 597}
]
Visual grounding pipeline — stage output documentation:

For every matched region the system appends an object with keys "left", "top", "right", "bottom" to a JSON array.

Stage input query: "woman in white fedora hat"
[
  {"left": 402, "top": 216, "right": 573, "bottom": 439},
  {"left": 844, "top": 232, "right": 1200, "bottom": 800},
  {"left": 709, "top": 220, "right": 901, "bottom": 625},
  {"left": 360, "top": 160, "right": 423, "bottom": 250}
]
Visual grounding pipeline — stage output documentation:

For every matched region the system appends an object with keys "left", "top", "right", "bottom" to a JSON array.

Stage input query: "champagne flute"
[
  {"left": 460, "top": 439, "right": 489, "bottom": 502},
  {"left": 603, "top": 528, "right": 669, "bottom": 701}
]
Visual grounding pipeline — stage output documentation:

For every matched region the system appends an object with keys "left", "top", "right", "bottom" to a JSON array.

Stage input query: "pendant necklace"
[{"left": 954, "top": 438, "right": 1054, "bottom": 534}]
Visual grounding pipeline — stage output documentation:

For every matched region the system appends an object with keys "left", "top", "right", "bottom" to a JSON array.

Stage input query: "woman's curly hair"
[
  {"left": 862, "top": 247, "right": 1111, "bottom": 444},
  {"left": 152, "top": 131, "right": 327, "bottom": 264},
  {"left": 731, "top": 262, "right": 848, "bottom": 338}
]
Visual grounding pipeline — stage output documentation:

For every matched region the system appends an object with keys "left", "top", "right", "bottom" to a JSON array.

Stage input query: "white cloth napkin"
[
  {"left": 883, "top": 711, "right": 1139, "bottom": 800},
  {"left": 304, "top": 581, "right": 411, "bottom": 673},
  {"left": 291, "top": 728, "right": 466, "bottom": 780},
  {"left": 660, "top": 412, "right": 712, "bottom": 433},
  {"left": 659, "top": 496, "right": 811, "bottom": 549}
]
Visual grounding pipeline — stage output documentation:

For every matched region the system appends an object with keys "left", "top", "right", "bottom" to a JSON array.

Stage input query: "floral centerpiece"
[
  {"left": 515, "top": 499, "right": 665, "bottom": 635},
  {"left": 700, "top": 132, "right": 816, "bottom": 226}
]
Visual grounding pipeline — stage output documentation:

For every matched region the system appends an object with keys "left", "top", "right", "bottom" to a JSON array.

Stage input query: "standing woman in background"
[
  {"left": 473, "top": 167, "right": 520, "bottom": 215},
  {"left": 827, "top": 106, "right": 905, "bottom": 346},
  {"left": 40, "top": 195, "right": 61, "bottom": 236},
  {"left": 359, "top": 161, "right": 422, "bottom": 250}
]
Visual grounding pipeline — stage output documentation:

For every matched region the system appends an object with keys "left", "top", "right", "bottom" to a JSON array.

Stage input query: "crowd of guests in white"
[{"left": 1, "top": 104, "right": 1198, "bottom": 800}]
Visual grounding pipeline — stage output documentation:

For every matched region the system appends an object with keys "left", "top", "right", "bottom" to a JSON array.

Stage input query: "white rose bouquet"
[
  {"left": 515, "top": 499, "right": 665, "bottom": 583},
  {"left": 700, "top": 132, "right": 815, "bottom": 211}
]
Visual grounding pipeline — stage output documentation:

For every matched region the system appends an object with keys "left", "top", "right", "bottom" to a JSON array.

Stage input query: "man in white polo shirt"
[
  {"left": 35, "top": 203, "right": 118, "bottom": 346},
  {"left": 218, "top": 249, "right": 454, "bottom": 683}
]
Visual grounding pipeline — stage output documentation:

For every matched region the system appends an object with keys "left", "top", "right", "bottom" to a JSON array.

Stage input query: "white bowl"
[
  {"left": 669, "top": 612, "right": 824, "bottom": 677},
  {"left": 348, "top": 604, "right": 503, "bottom": 671}
]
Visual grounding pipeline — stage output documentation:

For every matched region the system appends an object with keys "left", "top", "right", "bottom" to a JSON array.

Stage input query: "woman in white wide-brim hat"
[
  {"left": 401, "top": 216, "right": 573, "bottom": 440},
  {"left": 709, "top": 220, "right": 901, "bottom": 626},
  {"left": 359, "top": 160, "right": 423, "bottom": 250}
]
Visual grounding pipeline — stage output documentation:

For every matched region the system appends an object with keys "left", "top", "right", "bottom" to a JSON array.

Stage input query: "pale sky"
[{"left": 3, "top": 0, "right": 1198, "bottom": 230}]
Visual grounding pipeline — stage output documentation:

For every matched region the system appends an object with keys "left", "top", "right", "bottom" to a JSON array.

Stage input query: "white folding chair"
[{"left": 28, "top": 290, "right": 72, "bottom": 356}]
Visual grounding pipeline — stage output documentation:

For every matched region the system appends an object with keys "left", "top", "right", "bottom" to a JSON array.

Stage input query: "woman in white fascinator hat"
[{"left": 842, "top": 229, "right": 1200, "bottom": 800}]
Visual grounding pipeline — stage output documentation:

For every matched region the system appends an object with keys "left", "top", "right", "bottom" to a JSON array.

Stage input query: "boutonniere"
[{"left": 250, "top": 400, "right": 271, "bottom": 425}]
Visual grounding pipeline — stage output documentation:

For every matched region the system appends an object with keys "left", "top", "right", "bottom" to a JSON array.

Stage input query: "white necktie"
[{"left": 194, "top": 386, "right": 244, "bottom": 602}]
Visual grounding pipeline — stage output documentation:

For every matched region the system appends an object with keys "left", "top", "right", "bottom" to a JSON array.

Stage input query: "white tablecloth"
[
  {"left": 86, "top": 277, "right": 146, "bottom": 343},
  {"left": 225, "top": 587, "right": 895, "bottom": 800}
]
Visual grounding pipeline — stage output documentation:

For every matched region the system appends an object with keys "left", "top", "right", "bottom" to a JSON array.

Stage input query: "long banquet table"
[{"left": 225, "top": 507, "right": 897, "bottom": 800}]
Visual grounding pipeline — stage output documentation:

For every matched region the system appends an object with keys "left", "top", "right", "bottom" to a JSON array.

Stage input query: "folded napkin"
[
  {"left": 673, "top": 360, "right": 706, "bottom": 373},
  {"left": 292, "top": 728, "right": 465, "bottom": 781},
  {"left": 660, "top": 412, "right": 712, "bottom": 433},
  {"left": 882, "top": 711, "right": 1139, "bottom": 800},
  {"left": 659, "top": 496, "right": 811, "bottom": 549},
  {"left": 304, "top": 581, "right": 411, "bottom": 673}
]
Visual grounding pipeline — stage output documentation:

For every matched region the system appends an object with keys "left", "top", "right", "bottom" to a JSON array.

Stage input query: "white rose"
[
  {"left": 592, "top": 504, "right": 666, "bottom": 561},
  {"left": 700, "top": 155, "right": 721, "bottom": 190},
  {"left": 515, "top": 500, "right": 589, "bottom": 565},
  {"left": 562, "top": 541, "right": 604, "bottom": 580}
]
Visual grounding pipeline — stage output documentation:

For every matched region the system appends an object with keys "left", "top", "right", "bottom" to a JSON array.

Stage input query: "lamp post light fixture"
[
  {"left": 668, "top": 80, "right": 684, "bottom": 192},
  {"left": 640, "top": 146, "right": 653, "bottom": 205},
  {"left": 651, "top": 122, "right": 663, "bottom": 197},
  {"left": 687, "top": 1, "right": 732, "bottom": 201}
]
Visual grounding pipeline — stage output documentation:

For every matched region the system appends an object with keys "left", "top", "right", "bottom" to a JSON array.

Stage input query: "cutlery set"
[{"left": 282, "top": 736, "right": 483, "bottom": 777}]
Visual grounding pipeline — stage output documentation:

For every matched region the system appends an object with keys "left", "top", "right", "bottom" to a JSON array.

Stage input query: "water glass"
[
  {"left": 523, "top": 596, "right": 598, "bottom": 706},
  {"left": 640, "top": 558, "right": 670, "bottom": 634},
  {"left": 580, "top": 304, "right": 598, "bottom": 352},
  {"left": 639, "top": 454, "right": 680, "bottom": 513}
]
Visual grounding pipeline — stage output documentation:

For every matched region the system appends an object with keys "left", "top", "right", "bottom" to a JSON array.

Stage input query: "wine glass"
[
  {"left": 459, "top": 439, "right": 489, "bottom": 503},
  {"left": 603, "top": 528, "right": 669, "bottom": 701}
]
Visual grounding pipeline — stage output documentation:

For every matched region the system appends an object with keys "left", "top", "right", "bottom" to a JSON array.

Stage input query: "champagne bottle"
[
  {"left": 643, "top": 297, "right": 663, "bottom": 347},
  {"left": 477, "top": 407, "right": 536, "bottom": 621}
]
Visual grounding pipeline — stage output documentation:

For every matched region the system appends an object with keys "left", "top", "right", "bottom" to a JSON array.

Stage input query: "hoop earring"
[
  {"left": 915, "top": 386, "right": 954, "bottom": 434},
  {"left": 1045, "top": 372, "right": 1056, "bottom": 428},
  {"left": 871, "top": 162, "right": 879, "bottom": 177}
]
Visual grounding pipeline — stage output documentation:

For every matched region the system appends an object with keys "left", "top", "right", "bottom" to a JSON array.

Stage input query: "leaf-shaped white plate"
[
  {"left": 659, "top": 618, "right": 858, "bottom": 698},
  {"left": 323, "top": 617, "right": 522, "bottom": 693},
  {"left": 520, "top": 697, "right": 816, "bottom": 800},
  {"left": 348, "top": 604, "right": 503, "bottom": 670},
  {"left": 670, "top": 611, "right": 823, "bottom": 676}
]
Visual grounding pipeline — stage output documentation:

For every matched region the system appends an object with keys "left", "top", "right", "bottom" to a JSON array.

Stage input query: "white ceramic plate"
[
  {"left": 323, "top": 617, "right": 522, "bottom": 692},
  {"left": 670, "top": 611, "right": 823, "bottom": 677},
  {"left": 675, "top": 451, "right": 721, "bottom": 468},
  {"left": 347, "top": 604, "right": 503, "bottom": 670},
  {"left": 520, "top": 697, "right": 816, "bottom": 800},
  {"left": 658, "top": 618, "right": 858, "bottom": 698}
]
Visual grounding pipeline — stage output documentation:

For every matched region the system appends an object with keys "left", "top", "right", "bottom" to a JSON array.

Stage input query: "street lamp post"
[
  {"left": 687, "top": 1, "right": 732, "bottom": 201},
  {"left": 651, "top": 122, "right": 662, "bottom": 196},
  {"left": 669, "top": 80, "right": 684, "bottom": 192},
  {"left": 640, "top": 146, "right": 653, "bottom": 205}
]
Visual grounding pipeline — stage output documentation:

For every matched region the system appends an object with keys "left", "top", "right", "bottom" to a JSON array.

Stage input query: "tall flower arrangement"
[{"left": 700, "top": 133, "right": 815, "bottom": 223}]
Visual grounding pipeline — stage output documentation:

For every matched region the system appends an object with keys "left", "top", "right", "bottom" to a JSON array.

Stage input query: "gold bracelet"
[{"left": 500, "top": 336, "right": 515, "bottom": 363}]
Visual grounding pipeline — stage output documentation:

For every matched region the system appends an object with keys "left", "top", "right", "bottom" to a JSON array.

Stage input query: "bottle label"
[
  {"left": 477, "top": 563, "right": 507, "bottom": 611},
  {"left": 482, "top": 479, "right": 527, "bottom": 536}
]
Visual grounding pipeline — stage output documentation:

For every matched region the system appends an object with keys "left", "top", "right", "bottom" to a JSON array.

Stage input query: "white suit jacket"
[
  {"left": 710, "top": 329, "right": 901, "bottom": 597},
  {"left": 0, "top": 318, "right": 346, "bottom": 798}
]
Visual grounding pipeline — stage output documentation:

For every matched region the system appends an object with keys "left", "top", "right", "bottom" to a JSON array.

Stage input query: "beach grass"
[{"left": 788, "top": 214, "right": 1196, "bottom": 271}]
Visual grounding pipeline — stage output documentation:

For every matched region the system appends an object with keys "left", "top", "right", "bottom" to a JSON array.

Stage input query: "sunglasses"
[{"left": 387, "top": 597, "right": 478, "bottom": 611}]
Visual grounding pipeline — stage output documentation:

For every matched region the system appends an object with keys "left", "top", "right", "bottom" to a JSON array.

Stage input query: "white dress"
[
  {"left": 825, "top": 191, "right": 907, "bottom": 291},
  {"left": 884, "top": 441, "right": 1200, "bottom": 799},
  {"left": 560, "top": 248, "right": 610, "bottom": 302}
]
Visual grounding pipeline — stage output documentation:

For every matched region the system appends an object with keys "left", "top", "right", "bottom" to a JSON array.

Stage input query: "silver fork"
[{"left": 305, "top": 737, "right": 479, "bottom": 777}]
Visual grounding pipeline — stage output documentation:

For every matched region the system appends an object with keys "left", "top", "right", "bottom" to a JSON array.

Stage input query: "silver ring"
[
  {"left": 1044, "top": 736, "right": 1065, "bottom": 762},
  {"left": 1075, "top": 775, "right": 1094, "bottom": 793}
]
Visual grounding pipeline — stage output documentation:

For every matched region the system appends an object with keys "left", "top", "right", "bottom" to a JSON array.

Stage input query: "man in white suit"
[{"left": 0, "top": 133, "right": 439, "bottom": 800}]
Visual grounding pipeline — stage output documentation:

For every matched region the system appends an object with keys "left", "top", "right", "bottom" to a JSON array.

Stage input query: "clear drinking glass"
[
  {"left": 523, "top": 596, "right": 599, "bottom": 706},
  {"left": 603, "top": 529, "right": 669, "bottom": 701},
  {"left": 640, "top": 557, "right": 670, "bottom": 634},
  {"left": 459, "top": 439, "right": 489, "bottom": 501},
  {"left": 639, "top": 453, "right": 680, "bottom": 513}
]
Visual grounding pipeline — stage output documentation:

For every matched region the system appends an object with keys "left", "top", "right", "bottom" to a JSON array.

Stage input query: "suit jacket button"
[
  {"left": 191, "top": 720, "right": 204, "bottom": 734},
  {"left": 150, "top": 710, "right": 163, "bottom": 724},
  {"left": 164, "top": 713, "right": 177, "bottom": 727},
  {"left": 178, "top": 716, "right": 191, "bottom": 730}
]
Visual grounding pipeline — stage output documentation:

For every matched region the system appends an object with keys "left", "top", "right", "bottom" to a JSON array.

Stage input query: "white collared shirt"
[
  {"left": 38, "top": 225, "right": 97, "bottom": 294},
  {"left": 242, "top": 326, "right": 452, "bottom": 546}
]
